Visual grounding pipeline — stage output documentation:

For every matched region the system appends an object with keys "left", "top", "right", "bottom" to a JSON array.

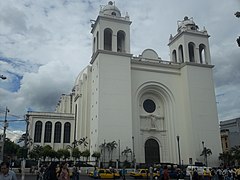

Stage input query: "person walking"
[
  {"left": 0, "top": 161, "right": 17, "bottom": 180},
  {"left": 58, "top": 162, "right": 70, "bottom": 180},
  {"left": 43, "top": 162, "right": 58, "bottom": 180}
]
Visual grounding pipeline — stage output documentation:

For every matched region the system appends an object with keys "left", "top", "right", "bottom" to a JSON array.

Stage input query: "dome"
[
  {"left": 101, "top": 1, "right": 121, "bottom": 17},
  {"left": 178, "top": 16, "right": 199, "bottom": 31}
]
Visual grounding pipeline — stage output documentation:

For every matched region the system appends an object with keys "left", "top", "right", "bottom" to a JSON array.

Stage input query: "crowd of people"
[
  {"left": 36, "top": 161, "right": 81, "bottom": 180},
  {"left": 189, "top": 166, "right": 240, "bottom": 180}
]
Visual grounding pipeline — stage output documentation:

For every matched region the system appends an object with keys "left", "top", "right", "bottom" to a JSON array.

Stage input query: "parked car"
[
  {"left": 130, "top": 169, "right": 160, "bottom": 179},
  {"left": 89, "top": 168, "right": 120, "bottom": 179}
]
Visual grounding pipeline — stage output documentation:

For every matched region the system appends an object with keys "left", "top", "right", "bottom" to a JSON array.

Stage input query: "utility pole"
[
  {"left": 24, "top": 115, "right": 30, "bottom": 157},
  {"left": 1, "top": 107, "right": 9, "bottom": 161}
]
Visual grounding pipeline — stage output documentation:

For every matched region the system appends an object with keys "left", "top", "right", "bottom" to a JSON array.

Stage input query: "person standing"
[
  {"left": 163, "top": 166, "right": 170, "bottom": 180},
  {"left": 121, "top": 167, "right": 126, "bottom": 180},
  {"left": 0, "top": 161, "right": 17, "bottom": 180},
  {"left": 149, "top": 166, "right": 153, "bottom": 180}
]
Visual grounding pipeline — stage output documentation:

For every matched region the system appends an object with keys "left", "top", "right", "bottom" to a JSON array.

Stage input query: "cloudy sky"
[{"left": 0, "top": 0, "right": 240, "bottom": 141}]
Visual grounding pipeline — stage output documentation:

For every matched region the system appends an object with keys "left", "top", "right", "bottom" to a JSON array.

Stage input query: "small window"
[
  {"left": 111, "top": 12, "right": 116, "bottom": 16},
  {"left": 143, "top": 99, "right": 156, "bottom": 113}
]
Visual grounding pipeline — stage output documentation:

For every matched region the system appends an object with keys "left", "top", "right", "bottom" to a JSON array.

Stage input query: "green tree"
[
  {"left": 4, "top": 138, "right": 20, "bottom": 160},
  {"left": 82, "top": 149, "right": 90, "bottom": 162},
  {"left": 219, "top": 151, "right": 234, "bottom": 166},
  {"left": 92, "top": 151, "right": 101, "bottom": 166},
  {"left": 92, "top": 151, "right": 101, "bottom": 161},
  {"left": 56, "top": 149, "right": 65, "bottom": 161},
  {"left": 62, "top": 149, "right": 70, "bottom": 160},
  {"left": 72, "top": 147, "right": 81, "bottom": 161},
  {"left": 230, "top": 145, "right": 240, "bottom": 164},
  {"left": 29, "top": 145, "right": 43, "bottom": 160},
  {"left": 48, "top": 149, "right": 56, "bottom": 161},
  {"left": 42, "top": 145, "right": 53, "bottom": 161}
]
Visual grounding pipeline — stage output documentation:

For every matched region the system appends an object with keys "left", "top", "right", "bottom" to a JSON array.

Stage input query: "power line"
[{"left": 0, "top": 119, "right": 26, "bottom": 122}]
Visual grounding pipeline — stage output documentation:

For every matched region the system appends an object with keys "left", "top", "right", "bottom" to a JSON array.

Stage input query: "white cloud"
[{"left": 0, "top": 0, "right": 240, "bottom": 138}]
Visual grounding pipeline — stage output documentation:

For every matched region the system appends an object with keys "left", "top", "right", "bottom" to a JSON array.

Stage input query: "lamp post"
[
  {"left": 132, "top": 136, "right": 136, "bottom": 170},
  {"left": 1, "top": 107, "right": 9, "bottom": 161},
  {"left": 176, "top": 135, "right": 181, "bottom": 166},
  {"left": 202, "top": 141, "right": 207, "bottom": 166}
]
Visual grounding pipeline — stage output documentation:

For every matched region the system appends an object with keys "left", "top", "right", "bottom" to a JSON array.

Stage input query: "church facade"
[{"left": 28, "top": 1, "right": 221, "bottom": 166}]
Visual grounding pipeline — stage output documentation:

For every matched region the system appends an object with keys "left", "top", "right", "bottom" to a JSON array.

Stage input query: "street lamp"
[
  {"left": 202, "top": 141, "right": 207, "bottom": 166},
  {"left": 176, "top": 135, "right": 181, "bottom": 166},
  {"left": 0, "top": 107, "right": 9, "bottom": 161},
  {"left": 132, "top": 136, "right": 136, "bottom": 170},
  {"left": 0, "top": 75, "right": 7, "bottom": 80}
]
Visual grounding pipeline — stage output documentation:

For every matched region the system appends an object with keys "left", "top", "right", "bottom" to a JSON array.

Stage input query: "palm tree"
[
  {"left": 68, "top": 137, "right": 88, "bottom": 149},
  {"left": 200, "top": 147, "right": 212, "bottom": 166},
  {"left": 78, "top": 137, "right": 88, "bottom": 148},
  {"left": 106, "top": 141, "right": 118, "bottom": 161},
  {"left": 121, "top": 146, "right": 132, "bottom": 161},
  {"left": 99, "top": 141, "right": 107, "bottom": 163}
]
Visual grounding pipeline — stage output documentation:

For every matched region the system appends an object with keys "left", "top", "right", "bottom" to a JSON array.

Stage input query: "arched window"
[
  {"left": 199, "top": 44, "right": 206, "bottom": 64},
  {"left": 117, "top": 30, "right": 125, "bottom": 52},
  {"left": 34, "top": 121, "right": 42, "bottom": 143},
  {"left": 178, "top": 45, "right": 184, "bottom": 63},
  {"left": 172, "top": 50, "right": 177, "bottom": 62},
  {"left": 64, "top": 122, "right": 71, "bottom": 143},
  {"left": 104, "top": 28, "right": 112, "bottom": 51},
  {"left": 54, "top": 122, "right": 62, "bottom": 143},
  {"left": 96, "top": 31, "right": 99, "bottom": 50},
  {"left": 93, "top": 37, "right": 96, "bottom": 53},
  {"left": 44, "top": 121, "right": 52, "bottom": 143},
  {"left": 188, "top": 42, "right": 195, "bottom": 62}
]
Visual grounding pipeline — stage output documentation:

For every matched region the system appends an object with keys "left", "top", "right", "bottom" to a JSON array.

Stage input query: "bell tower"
[
  {"left": 168, "top": 16, "right": 211, "bottom": 65},
  {"left": 89, "top": 1, "right": 133, "bottom": 160},
  {"left": 90, "top": 1, "right": 131, "bottom": 61}
]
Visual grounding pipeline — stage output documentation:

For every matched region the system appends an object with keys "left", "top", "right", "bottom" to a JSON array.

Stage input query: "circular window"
[{"left": 143, "top": 99, "right": 156, "bottom": 113}]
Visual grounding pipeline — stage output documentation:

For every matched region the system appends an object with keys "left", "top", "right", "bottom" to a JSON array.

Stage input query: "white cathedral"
[{"left": 27, "top": 1, "right": 222, "bottom": 166}]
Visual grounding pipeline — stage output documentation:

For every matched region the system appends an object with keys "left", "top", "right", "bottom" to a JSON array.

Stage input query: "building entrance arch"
[{"left": 145, "top": 138, "right": 160, "bottom": 164}]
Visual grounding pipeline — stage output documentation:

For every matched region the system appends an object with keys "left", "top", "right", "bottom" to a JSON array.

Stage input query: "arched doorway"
[{"left": 145, "top": 139, "right": 160, "bottom": 164}]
